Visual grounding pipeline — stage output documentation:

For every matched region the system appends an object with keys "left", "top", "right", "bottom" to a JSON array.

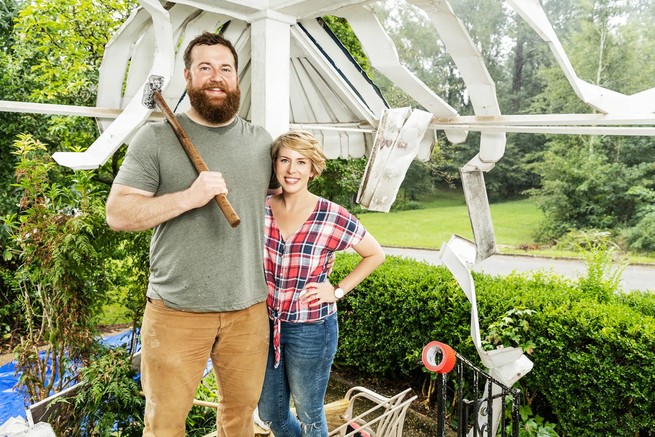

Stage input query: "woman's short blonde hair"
[{"left": 271, "top": 130, "right": 327, "bottom": 177}]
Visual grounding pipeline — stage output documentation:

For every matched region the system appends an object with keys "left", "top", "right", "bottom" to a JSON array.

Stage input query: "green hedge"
[{"left": 331, "top": 253, "right": 655, "bottom": 436}]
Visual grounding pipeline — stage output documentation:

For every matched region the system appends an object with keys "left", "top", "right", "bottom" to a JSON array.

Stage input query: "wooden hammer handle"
[{"left": 153, "top": 90, "right": 240, "bottom": 228}]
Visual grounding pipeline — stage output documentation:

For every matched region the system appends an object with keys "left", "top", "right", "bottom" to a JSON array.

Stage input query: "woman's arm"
[
  {"left": 301, "top": 232, "right": 385, "bottom": 305},
  {"left": 335, "top": 232, "right": 385, "bottom": 296}
]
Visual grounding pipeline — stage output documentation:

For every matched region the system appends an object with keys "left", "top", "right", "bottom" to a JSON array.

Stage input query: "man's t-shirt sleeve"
[{"left": 113, "top": 123, "right": 160, "bottom": 193}]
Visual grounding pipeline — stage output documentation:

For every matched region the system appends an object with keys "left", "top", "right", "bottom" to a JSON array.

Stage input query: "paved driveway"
[{"left": 381, "top": 247, "right": 654, "bottom": 293}]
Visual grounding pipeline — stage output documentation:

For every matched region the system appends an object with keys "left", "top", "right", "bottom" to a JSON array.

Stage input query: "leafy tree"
[
  {"left": 527, "top": 137, "right": 645, "bottom": 241},
  {"left": 3, "top": 135, "right": 108, "bottom": 400},
  {"left": 0, "top": 0, "right": 136, "bottom": 205},
  {"left": 0, "top": 0, "right": 24, "bottom": 216},
  {"left": 3, "top": 132, "right": 148, "bottom": 411},
  {"left": 0, "top": 0, "right": 19, "bottom": 51},
  {"left": 311, "top": 158, "right": 367, "bottom": 210},
  {"left": 398, "top": 161, "right": 434, "bottom": 201},
  {"left": 451, "top": 0, "right": 508, "bottom": 72},
  {"left": 0, "top": 0, "right": 21, "bottom": 333},
  {"left": 399, "top": 140, "right": 459, "bottom": 201},
  {"left": 622, "top": 177, "right": 655, "bottom": 254},
  {"left": 11, "top": 0, "right": 134, "bottom": 104},
  {"left": 622, "top": 1, "right": 655, "bottom": 94},
  {"left": 528, "top": 0, "right": 655, "bottom": 245},
  {"left": 481, "top": 11, "right": 551, "bottom": 201},
  {"left": 0, "top": 1, "right": 149, "bottom": 421},
  {"left": 505, "top": 14, "right": 549, "bottom": 114},
  {"left": 483, "top": 135, "right": 543, "bottom": 201}
]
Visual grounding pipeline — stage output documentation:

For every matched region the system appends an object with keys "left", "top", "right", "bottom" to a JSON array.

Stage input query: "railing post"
[
  {"left": 437, "top": 372, "right": 447, "bottom": 437},
  {"left": 512, "top": 388, "right": 521, "bottom": 437}
]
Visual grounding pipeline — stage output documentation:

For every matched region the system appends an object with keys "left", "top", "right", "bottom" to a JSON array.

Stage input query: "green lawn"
[
  {"left": 357, "top": 194, "right": 542, "bottom": 250},
  {"left": 357, "top": 193, "right": 655, "bottom": 264}
]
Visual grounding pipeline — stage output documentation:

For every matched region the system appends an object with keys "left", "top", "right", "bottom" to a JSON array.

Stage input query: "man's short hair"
[{"left": 183, "top": 31, "right": 239, "bottom": 72}]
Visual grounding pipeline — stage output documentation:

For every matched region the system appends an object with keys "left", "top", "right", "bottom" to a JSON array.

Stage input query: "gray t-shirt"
[{"left": 113, "top": 114, "right": 273, "bottom": 312}]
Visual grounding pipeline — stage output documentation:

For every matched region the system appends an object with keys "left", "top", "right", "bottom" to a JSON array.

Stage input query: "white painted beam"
[
  {"left": 250, "top": 14, "right": 293, "bottom": 139},
  {"left": 0, "top": 100, "right": 164, "bottom": 120},
  {"left": 4, "top": 99, "right": 653, "bottom": 137},
  {"left": 169, "top": 0, "right": 262, "bottom": 21},
  {"left": 433, "top": 124, "right": 655, "bottom": 137},
  {"left": 507, "top": 0, "right": 655, "bottom": 114},
  {"left": 52, "top": 0, "right": 175, "bottom": 170},
  {"left": 338, "top": 4, "right": 456, "bottom": 118},
  {"left": 408, "top": 0, "right": 506, "bottom": 164},
  {"left": 273, "top": 0, "right": 375, "bottom": 20},
  {"left": 432, "top": 113, "right": 655, "bottom": 126}
]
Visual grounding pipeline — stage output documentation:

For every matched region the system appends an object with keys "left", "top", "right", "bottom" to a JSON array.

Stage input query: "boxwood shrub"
[{"left": 331, "top": 253, "right": 655, "bottom": 436}]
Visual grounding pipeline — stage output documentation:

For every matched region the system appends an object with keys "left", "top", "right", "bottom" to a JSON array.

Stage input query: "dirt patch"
[
  {"left": 98, "top": 323, "right": 133, "bottom": 337},
  {"left": 0, "top": 329, "right": 20, "bottom": 365},
  {"left": 0, "top": 350, "right": 14, "bottom": 367}
]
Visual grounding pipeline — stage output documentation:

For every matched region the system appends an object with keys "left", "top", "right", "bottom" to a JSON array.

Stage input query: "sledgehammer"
[{"left": 141, "top": 75, "right": 240, "bottom": 228}]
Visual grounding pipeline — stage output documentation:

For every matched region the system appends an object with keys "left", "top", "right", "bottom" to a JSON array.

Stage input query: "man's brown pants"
[{"left": 140, "top": 299, "right": 269, "bottom": 437}]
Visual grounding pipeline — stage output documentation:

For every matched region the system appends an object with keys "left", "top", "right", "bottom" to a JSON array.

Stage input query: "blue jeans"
[{"left": 258, "top": 313, "right": 338, "bottom": 437}]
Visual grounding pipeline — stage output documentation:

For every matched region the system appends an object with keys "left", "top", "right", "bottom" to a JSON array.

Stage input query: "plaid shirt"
[{"left": 264, "top": 195, "right": 366, "bottom": 366}]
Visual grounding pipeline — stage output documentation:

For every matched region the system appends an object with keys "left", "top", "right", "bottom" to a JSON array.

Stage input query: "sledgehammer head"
[{"left": 142, "top": 75, "right": 165, "bottom": 109}]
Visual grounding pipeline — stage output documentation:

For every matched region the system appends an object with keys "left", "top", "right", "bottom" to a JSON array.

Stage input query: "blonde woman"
[{"left": 257, "top": 130, "right": 385, "bottom": 436}]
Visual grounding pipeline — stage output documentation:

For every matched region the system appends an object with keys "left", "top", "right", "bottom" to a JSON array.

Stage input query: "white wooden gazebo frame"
[
  {"left": 1, "top": 2, "right": 654, "bottom": 434},
  {"left": 2, "top": 0, "right": 654, "bottom": 168}
]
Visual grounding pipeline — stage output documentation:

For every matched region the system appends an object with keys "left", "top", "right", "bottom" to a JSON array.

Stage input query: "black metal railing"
[{"left": 433, "top": 352, "right": 521, "bottom": 437}]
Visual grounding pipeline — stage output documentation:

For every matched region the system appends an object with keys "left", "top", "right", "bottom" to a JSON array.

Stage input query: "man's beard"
[{"left": 186, "top": 81, "right": 241, "bottom": 125}]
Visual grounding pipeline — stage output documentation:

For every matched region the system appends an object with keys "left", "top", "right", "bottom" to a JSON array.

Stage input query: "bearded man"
[{"left": 106, "top": 32, "right": 274, "bottom": 437}]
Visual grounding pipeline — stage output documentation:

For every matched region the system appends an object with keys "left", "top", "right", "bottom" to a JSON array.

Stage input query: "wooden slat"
[
  {"left": 461, "top": 170, "right": 497, "bottom": 263},
  {"left": 357, "top": 107, "right": 410, "bottom": 209},
  {"left": 357, "top": 108, "right": 432, "bottom": 212}
]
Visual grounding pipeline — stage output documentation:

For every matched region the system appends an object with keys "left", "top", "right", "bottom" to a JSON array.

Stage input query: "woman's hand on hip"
[{"left": 299, "top": 282, "right": 337, "bottom": 306}]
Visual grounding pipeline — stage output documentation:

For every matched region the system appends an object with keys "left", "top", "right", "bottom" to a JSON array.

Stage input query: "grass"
[
  {"left": 357, "top": 190, "right": 655, "bottom": 264},
  {"left": 357, "top": 192, "right": 542, "bottom": 250}
]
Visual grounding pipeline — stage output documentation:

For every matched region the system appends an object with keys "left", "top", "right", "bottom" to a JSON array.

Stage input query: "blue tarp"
[
  {"left": 0, "top": 359, "right": 24, "bottom": 422},
  {"left": 0, "top": 330, "right": 137, "bottom": 423}
]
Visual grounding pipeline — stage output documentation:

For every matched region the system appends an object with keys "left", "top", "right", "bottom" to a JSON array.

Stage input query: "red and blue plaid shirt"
[{"left": 264, "top": 195, "right": 366, "bottom": 366}]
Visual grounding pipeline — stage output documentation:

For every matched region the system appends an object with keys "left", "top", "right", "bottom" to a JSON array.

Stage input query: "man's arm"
[{"left": 106, "top": 171, "right": 227, "bottom": 231}]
